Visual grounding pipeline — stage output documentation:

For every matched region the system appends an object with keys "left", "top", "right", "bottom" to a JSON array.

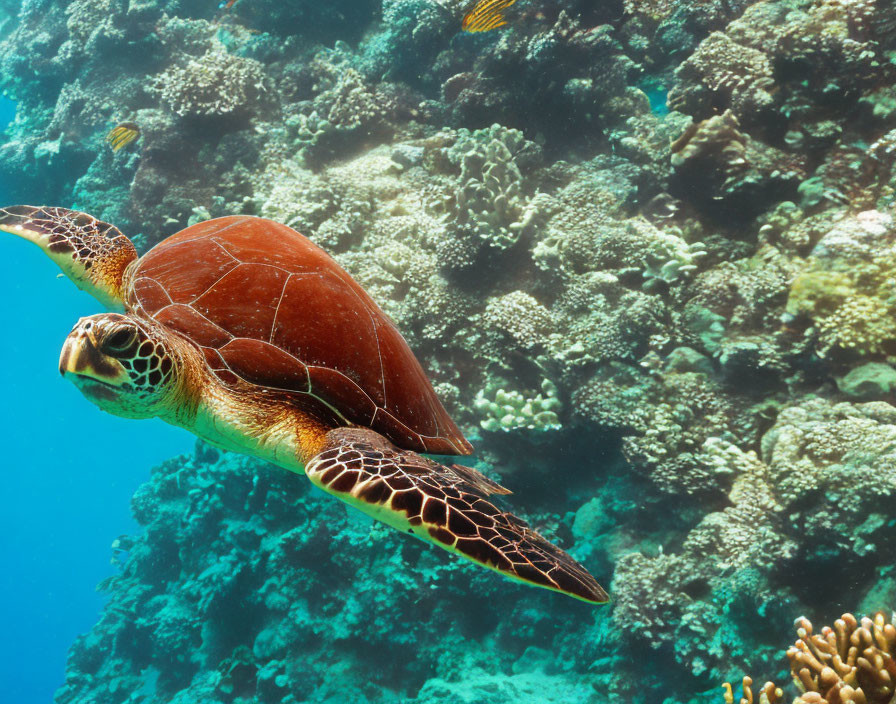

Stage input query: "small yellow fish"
[
  {"left": 106, "top": 122, "right": 140, "bottom": 152},
  {"left": 462, "top": 0, "right": 517, "bottom": 33}
]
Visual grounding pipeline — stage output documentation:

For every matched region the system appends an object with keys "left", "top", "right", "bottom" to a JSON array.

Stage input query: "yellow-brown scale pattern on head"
[
  {"left": 59, "top": 315, "right": 175, "bottom": 393},
  {"left": 116, "top": 334, "right": 176, "bottom": 393}
]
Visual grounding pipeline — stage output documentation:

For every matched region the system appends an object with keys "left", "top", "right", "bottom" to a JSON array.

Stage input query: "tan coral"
[
  {"left": 151, "top": 47, "right": 266, "bottom": 118},
  {"left": 726, "top": 612, "right": 896, "bottom": 704},
  {"left": 668, "top": 32, "right": 775, "bottom": 117},
  {"left": 723, "top": 677, "right": 784, "bottom": 704},
  {"left": 788, "top": 612, "right": 896, "bottom": 704}
]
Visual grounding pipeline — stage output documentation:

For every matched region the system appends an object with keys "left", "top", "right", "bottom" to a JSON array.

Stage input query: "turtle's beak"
[{"left": 59, "top": 318, "right": 129, "bottom": 389}]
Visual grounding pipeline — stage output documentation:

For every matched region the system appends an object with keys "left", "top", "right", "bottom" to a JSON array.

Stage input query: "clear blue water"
[
  {"left": 638, "top": 79, "right": 669, "bottom": 116},
  {"left": 0, "top": 90, "right": 192, "bottom": 702}
]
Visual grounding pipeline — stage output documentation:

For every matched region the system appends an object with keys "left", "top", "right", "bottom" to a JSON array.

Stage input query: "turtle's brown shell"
[{"left": 125, "top": 216, "right": 472, "bottom": 456}]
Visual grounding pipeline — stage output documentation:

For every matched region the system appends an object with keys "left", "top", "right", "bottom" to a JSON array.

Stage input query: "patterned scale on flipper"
[{"left": 307, "top": 428, "right": 608, "bottom": 604}]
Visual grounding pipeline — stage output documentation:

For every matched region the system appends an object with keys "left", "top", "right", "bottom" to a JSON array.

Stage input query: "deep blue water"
[
  {"left": 640, "top": 80, "right": 669, "bottom": 116},
  {"left": 0, "top": 91, "right": 192, "bottom": 704}
]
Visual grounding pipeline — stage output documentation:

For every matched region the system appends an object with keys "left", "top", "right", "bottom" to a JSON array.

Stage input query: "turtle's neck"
[{"left": 164, "top": 338, "right": 330, "bottom": 472}]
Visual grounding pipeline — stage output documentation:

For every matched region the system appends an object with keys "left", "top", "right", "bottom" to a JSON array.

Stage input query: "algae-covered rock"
[
  {"left": 837, "top": 362, "right": 896, "bottom": 400},
  {"left": 412, "top": 671, "right": 596, "bottom": 704}
]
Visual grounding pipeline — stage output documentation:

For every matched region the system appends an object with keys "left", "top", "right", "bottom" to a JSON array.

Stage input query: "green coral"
[
  {"left": 785, "top": 270, "right": 854, "bottom": 320},
  {"left": 816, "top": 294, "right": 896, "bottom": 356},
  {"left": 473, "top": 379, "right": 562, "bottom": 433},
  {"left": 442, "top": 124, "right": 546, "bottom": 254},
  {"left": 785, "top": 212, "right": 896, "bottom": 357}
]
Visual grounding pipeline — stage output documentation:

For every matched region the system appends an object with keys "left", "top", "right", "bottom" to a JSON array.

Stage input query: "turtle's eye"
[{"left": 102, "top": 327, "right": 137, "bottom": 355}]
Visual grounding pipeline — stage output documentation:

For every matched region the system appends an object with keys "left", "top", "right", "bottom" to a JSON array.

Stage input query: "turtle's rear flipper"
[
  {"left": 305, "top": 427, "right": 608, "bottom": 604},
  {"left": 0, "top": 205, "right": 136, "bottom": 310}
]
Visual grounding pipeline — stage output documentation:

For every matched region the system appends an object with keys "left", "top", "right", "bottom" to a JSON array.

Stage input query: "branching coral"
[
  {"left": 724, "top": 677, "right": 784, "bottom": 704},
  {"left": 726, "top": 612, "right": 896, "bottom": 704},
  {"left": 788, "top": 612, "right": 896, "bottom": 704}
]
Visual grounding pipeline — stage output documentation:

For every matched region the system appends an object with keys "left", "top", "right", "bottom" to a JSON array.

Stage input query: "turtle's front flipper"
[
  {"left": 306, "top": 427, "right": 608, "bottom": 604},
  {"left": 0, "top": 205, "right": 137, "bottom": 310}
]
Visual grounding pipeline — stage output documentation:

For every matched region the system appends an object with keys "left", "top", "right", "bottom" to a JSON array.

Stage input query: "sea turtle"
[{"left": 0, "top": 205, "right": 607, "bottom": 603}]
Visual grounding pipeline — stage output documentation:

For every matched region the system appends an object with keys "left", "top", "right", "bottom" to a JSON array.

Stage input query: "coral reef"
[
  {"left": 474, "top": 378, "right": 563, "bottom": 433},
  {"left": 1, "top": 0, "right": 895, "bottom": 701},
  {"left": 54, "top": 445, "right": 620, "bottom": 704}
]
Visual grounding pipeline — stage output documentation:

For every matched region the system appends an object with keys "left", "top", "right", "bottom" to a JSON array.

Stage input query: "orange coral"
[
  {"left": 725, "top": 612, "right": 896, "bottom": 704},
  {"left": 723, "top": 676, "right": 784, "bottom": 704},
  {"left": 788, "top": 612, "right": 896, "bottom": 704}
]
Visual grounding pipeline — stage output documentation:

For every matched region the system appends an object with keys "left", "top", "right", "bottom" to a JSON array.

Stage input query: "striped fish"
[
  {"left": 462, "top": 0, "right": 517, "bottom": 33},
  {"left": 105, "top": 123, "right": 140, "bottom": 152}
]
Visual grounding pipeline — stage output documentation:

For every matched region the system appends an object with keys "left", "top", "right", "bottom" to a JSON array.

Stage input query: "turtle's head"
[{"left": 59, "top": 313, "right": 181, "bottom": 418}]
